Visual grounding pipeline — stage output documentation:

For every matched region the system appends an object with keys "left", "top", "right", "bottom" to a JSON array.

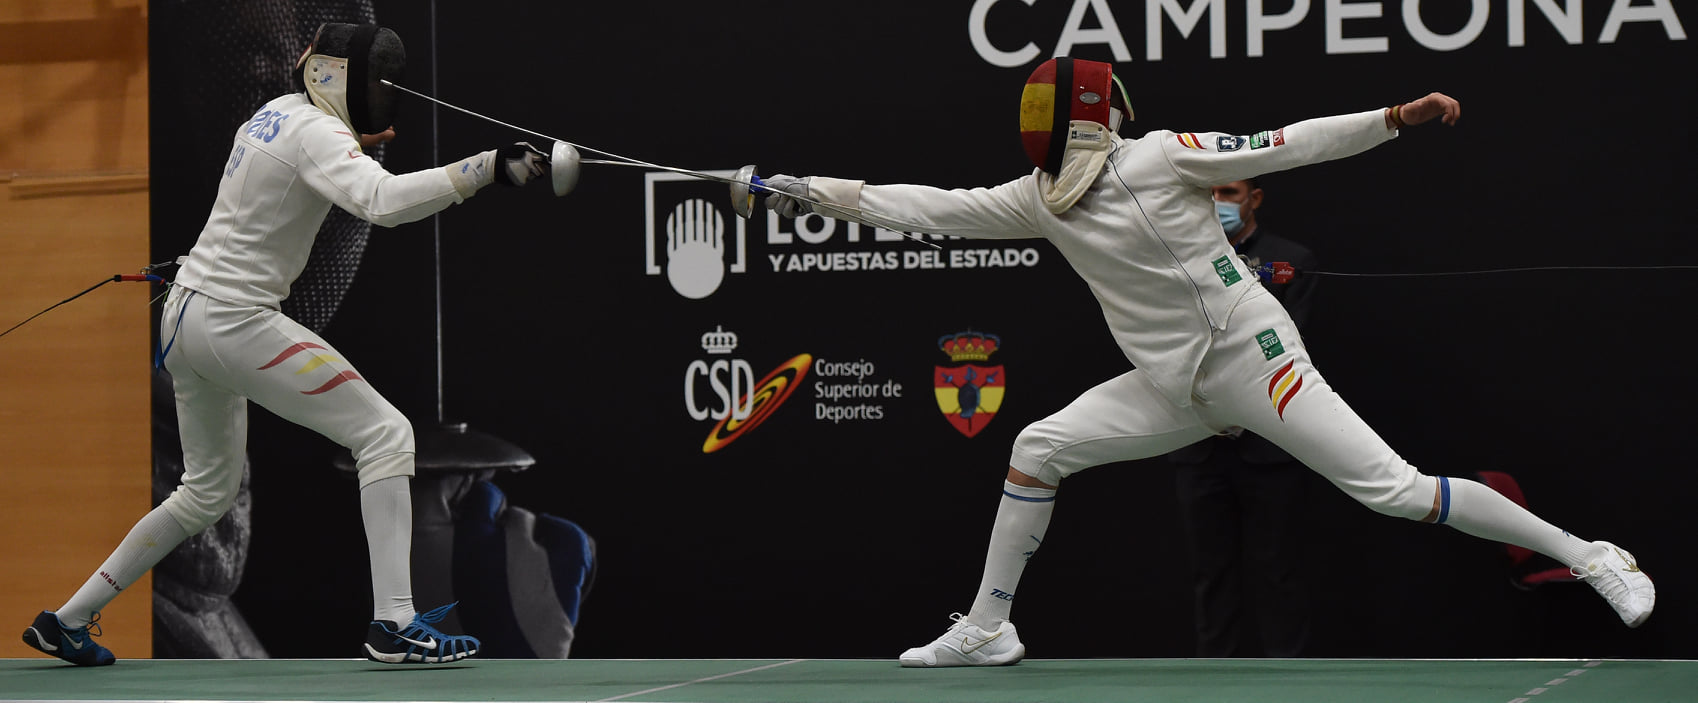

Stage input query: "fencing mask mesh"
[{"left": 296, "top": 22, "right": 404, "bottom": 135}]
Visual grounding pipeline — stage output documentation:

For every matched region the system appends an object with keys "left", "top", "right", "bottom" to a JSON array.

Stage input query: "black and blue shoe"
[
  {"left": 22, "top": 610, "right": 115, "bottom": 666},
  {"left": 363, "top": 603, "right": 480, "bottom": 664}
]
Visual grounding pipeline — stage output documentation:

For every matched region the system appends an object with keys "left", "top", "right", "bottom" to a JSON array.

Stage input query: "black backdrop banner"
[{"left": 151, "top": 1, "right": 1695, "bottom": 659}]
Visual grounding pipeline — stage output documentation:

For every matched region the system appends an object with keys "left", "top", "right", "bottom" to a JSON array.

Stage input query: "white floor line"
[
  {"left": 1506, "top": 659, "right": 1599, "bottom": 703},
  {"left": 596, "top": 659, "right": 807, "bottom": 702}
]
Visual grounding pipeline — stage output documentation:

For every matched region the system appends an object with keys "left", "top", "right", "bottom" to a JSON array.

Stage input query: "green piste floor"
[{"left": 2, "top": 658, "right": 1694, "bottom": 703}]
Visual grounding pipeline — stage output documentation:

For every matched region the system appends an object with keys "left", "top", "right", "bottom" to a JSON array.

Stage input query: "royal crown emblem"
[
  {"left": 700, "top": 325, "right": 739, "bottom": 355},
  {"left": 939, "top": 332, "right": 1000, "bottom": 363}
]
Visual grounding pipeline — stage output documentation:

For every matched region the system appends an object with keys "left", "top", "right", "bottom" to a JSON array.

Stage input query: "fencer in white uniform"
[
  {"left": 761, "top": 57, "right": 1655, "bottom": 667},
  {"left": 23, "top": 23, "right": 552, "bottom": 666}
]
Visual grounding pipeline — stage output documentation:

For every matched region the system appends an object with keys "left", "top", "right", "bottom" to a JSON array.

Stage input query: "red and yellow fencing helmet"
[{"left": 1020, "top": 57, "right": 1132, "bottom": 175}]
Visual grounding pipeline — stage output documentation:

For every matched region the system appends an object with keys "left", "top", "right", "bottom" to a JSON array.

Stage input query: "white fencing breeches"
[
  {"left": 158, "top": 285, "right": 415, "bottom": 534},
  {"left": 1011, "top": 290, "right": 1436, "bottom": 521}
]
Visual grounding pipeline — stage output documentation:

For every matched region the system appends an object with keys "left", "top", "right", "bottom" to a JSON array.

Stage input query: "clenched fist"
[{"left": 1390, "top": 93, "right": 1461, "bottom": 128}]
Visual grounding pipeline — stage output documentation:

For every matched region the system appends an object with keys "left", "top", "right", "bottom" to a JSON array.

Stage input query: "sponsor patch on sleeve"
[
  {"left": 1217, "top": 135, "right": 1246, "bottom": 152},
  {"left": 1256, "top": 329, "right": 1285, "bottom": 360},
  {"left": 1250, "top": 128, "right": 1286, "bottom": 150}
]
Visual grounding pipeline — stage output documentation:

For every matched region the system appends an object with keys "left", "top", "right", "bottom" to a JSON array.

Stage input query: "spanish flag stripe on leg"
[
  {"left": 258, "top": 342, "right": 327, "bottom": 370},
  {"left": 1267, "top": 360, "right": 1294, "bottom": 396},
  {"left": 1276, "top": 376, "right": 1303, "bottom": 418}
]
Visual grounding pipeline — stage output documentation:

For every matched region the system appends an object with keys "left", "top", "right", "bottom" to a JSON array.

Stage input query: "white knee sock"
[
  {"left": 361, "top": 475, "right": 417, "bottom": 624},
  {"left": 965, "top": 481, "right": 1057, "bottom": 630},
  {"left": 1439, "top": 476, "right": 1595, "bottom": 567},
  {"left": 58, "top": 507, "right": 190, "bottom": 628}
]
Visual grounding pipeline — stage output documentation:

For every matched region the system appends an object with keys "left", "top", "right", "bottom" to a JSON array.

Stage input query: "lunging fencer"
[
  {"left": 22, "top": 23, "right": 553, "bottom": 666},
  {"left": 758, "top": 57, "right": 1655, "bottom": 666}
]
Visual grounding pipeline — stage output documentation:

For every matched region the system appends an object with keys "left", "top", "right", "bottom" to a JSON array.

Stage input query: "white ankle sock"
[
  {"left": 965, "top": 480, "right": 1056, "bottom": 630},
  {"left": 1439, "top": 476, "right": 1595, "bottom": 567},
  {"left": 361, "top": 475, "right": 417, "bottom": 624},
  {"left": 58, "top": 507, "right": 190, "bottom": 628}
]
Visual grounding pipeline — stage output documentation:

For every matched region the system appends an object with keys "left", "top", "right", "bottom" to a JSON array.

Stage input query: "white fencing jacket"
[
  {"left": 808, "top": 109, "right": 1397, "bottom": 407},
  {"left": 175, "top": 93, "right": 467, "bottom": 310}
]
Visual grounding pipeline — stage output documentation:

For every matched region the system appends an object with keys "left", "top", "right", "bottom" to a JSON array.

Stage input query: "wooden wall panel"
[{"left": 0, "top": 0, "right": 152, "bottom": 660}]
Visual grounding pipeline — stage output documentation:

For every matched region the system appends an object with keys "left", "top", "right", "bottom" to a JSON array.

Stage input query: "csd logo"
[
  {"left": 685, "top": 327, "right": 754, "bottom": 421},
  {"left": 681, "top": 326, "right": 810, "bottom": 453}
]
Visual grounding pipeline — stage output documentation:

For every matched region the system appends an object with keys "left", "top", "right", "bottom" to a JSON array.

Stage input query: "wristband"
[{"left": 444, "top": 150, "right": 496, "bottom": 198}]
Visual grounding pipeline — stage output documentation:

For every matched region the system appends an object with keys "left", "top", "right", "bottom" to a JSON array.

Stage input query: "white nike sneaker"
[
  {"left": 1571, "top": 541, "right": 1655, "bottom": 628},
  {"left": 899, "top": 613, "right": 1025, "bottom": 667}
]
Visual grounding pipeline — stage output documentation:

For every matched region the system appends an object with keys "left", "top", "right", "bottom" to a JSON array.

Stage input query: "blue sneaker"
[
  {"left": 363, "top": 603, "right": 480, "bottom": 664},
  {"left": 22, "top": 610, "right": 116, "bottom": 666}
]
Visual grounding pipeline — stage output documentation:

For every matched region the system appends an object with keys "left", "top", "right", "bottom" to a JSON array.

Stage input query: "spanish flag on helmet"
[
  {"left": 1019, "top": 58, "right": 1133, "bottom": 214},
  {"left": 1019, "top": 57, "right": 1132, "bottom": 175}
]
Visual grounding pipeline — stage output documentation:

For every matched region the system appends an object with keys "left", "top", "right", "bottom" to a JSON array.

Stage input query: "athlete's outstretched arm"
[
  {"left": 763, "top": 174, "right": 1045, "bottom": 241},
  {"left": 299, "top": 130, "right": 550, "bottom": 227},
  {"left": 1161, "top": 92, "right": 1462, "bottom": 188}
]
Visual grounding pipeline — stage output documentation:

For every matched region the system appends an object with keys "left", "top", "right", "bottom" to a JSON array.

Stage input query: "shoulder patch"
[{"left": 1212, "top": 255, "right": 1243, "bottom": 286}]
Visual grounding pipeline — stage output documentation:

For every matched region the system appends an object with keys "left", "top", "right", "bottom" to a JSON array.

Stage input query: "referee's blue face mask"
[{"left": 1215, "top": 199, "right": 1245, "bottom": 236}]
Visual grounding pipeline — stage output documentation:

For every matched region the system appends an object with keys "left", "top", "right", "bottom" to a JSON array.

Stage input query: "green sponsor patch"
[
  {"left": 1257, "top": 329, "right": 1284, "bottom": 360},
  {"left": 1212, "top": 255, "right": 1242, "bottom": 286},
  {"left": 1250, "top": 130, "right": 1272, "bottom": 149}
]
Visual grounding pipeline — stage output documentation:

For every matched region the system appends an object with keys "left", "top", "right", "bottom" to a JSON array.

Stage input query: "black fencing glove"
[
  {"left": 761, "top": 174, "right": 814, "bottom": 218},
  {"left": 495, "top": 142, "right": 550, "bottom": 187}
]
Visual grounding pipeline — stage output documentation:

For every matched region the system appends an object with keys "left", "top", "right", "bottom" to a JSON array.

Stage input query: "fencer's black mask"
[{"left": 294, "top": 23, "right": 405, "bottom": 135}]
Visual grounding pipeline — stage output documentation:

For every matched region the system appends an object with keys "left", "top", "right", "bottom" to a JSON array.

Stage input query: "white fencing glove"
[
  {"left": 761, "top": 174, "right": 814, "bottom": 218},
  {"left": 494, "top": 142, "right": 550, "bottom": 187}
]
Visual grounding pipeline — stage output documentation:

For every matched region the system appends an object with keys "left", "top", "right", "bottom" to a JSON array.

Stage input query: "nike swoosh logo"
[
  {"left": 29, "top": 628, "right": 58, "bottom": 652},
  {"left": 1614, "top": 548, "right": 1642, "bottom": 573},
  {"left": 398, "top": 634, "right": 437, "bottom": 649},
  {"left": 960, "top": 631, "right": 1001, "bottom": 654},
  {"left": 66, "top": 635, "right": 84, "bottom": 650}
]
